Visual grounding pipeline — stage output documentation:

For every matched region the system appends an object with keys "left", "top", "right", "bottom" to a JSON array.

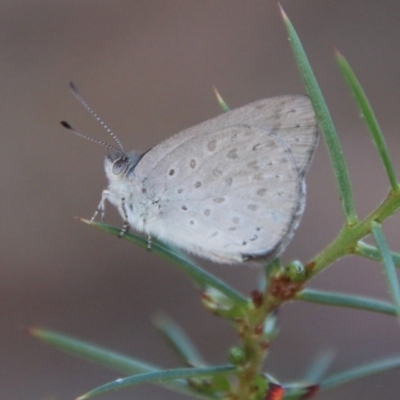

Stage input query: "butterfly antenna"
[
  {"left": 68, "top": 82, "right": 125, "bottom": 153},
  {"left": 60, "top": 121, "right": 122, "bottom": 153}
]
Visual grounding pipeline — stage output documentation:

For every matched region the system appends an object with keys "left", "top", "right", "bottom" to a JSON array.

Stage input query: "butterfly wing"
[
  {"left": 137, "top": 95, "right": 318, "bottom": 179},
  {"left": 134, "top": 124, "right": 303, "bottom": 263},
  {"left": 227, "top": 96, "right": 318, "bottom": 177}
]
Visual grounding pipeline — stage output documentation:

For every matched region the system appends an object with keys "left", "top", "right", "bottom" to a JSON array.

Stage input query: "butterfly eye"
[{"left": 112, "top": 158, "right": 128, "bottom": 175}]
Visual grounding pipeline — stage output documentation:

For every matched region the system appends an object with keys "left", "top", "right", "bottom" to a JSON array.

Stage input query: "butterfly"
[{"left": 62, "top": 83, "right": 318, "bottom": 264}]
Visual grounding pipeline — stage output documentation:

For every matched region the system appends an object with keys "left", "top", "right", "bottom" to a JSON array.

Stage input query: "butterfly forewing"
[{"left": 136, "top": 95, "right": 317, "bottom": 180}]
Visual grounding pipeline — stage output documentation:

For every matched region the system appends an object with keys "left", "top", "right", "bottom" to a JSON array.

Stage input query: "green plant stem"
[
  {"left": 233, "top": 305, "right": 272, "bottom": 400},
  {"left": 153, "top": 315, "right": 206, "bottom": 367},
  {"left": 306, "top": 189, "right": 400, "bottom": 279},
  {"left": 77, "top": 365, "right": 235, "bottom": 400},
  {"left": 233, "top": 266, "right": 285, "bottom": 399},
  {"left": 335, "top": 51, "right": 400, "bottom": 191},
  {"left": 297, "top": 288, "right": 397, "bottom": 316},
  {"left": 356, "top": 242, "right": 400, "bottom": 266},
  {"left": 371, "top": 222, "right": 400, "bottom": 314},
  {"left": 280, "top": 4, "right": 358, "bottom": 225}
]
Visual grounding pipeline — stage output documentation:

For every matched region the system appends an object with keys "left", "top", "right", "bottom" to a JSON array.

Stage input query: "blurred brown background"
[{"left": 2, "top": 1, "right": 400, "bottom": 399}]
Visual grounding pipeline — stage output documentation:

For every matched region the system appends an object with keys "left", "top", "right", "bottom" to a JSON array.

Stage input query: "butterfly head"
[{"left": 104, "top": 150, "right": 142, "bottom": 182}]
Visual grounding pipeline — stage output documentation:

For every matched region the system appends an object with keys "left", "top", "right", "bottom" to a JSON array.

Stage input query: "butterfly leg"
[
  {"left": 118, "top": 197, "right": 130, "bottom": 238},
  {"left": 91, "top": 190, "right": 110, "bottom": 223}
]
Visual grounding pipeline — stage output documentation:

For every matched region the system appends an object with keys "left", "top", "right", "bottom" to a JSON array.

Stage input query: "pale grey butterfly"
[{"left": 62, "top": 83, "right": 318, "bottom": 264}]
